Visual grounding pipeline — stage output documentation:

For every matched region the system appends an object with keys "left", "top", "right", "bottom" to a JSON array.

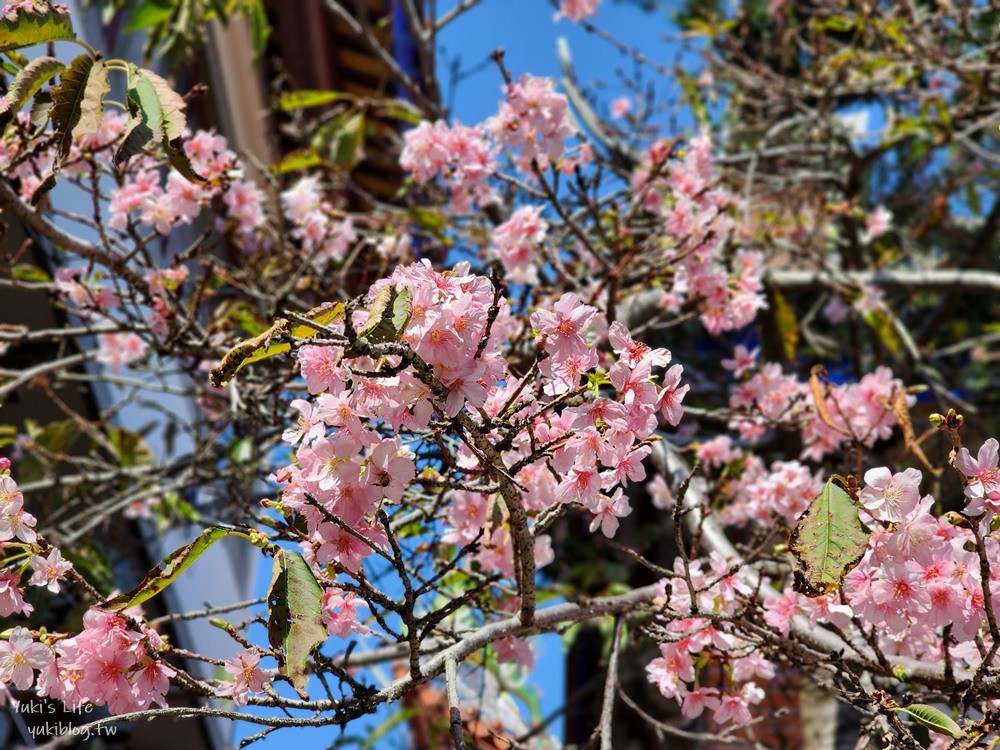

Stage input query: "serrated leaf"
[
  {"left": 357, "top": 284, "right": 412, "bottom": 345},
  {"left": 0, "top": 5, "right": 75, "bottom": 54},
  {"left": 32, "top": 53, "right": 100, "bottom": 203},
  {"left": 116, "top": 64, "right": 203, "bottom": 180},
  {"left": 789, "top": 479, "right": 869, "bottom": 597},
  {"left": 137, "top": 65, "right": 186, "bottom": 141},
  {"left": 278, "top": 89, "right": 348, "bottom": 111},
  {"left": 114, "top": 89, "right": 155, "bottom": 167},
  {"left": 210, "top": 302, "right": 344, "bottom": 386},
  {"left": 266, "top": 549, "right": 327, "bottom": 698},
  {"left": 50, "top": 54, "right": 95, "bottom": 161},
  {"left": 893, "top": 704, "right": 965, "bottom": 740},
  {"left": 72, "top": 58, "right": 108, "bottom": 140},
  {"left": 98, "top": 527, "right": 244, "bottom": 612},
  {"left": 0, "top": 56, "right": 63, "bottom": 136}
]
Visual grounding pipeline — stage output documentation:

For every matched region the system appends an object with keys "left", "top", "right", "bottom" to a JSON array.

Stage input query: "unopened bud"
[
  {"left": 929, "top": 413, "right": 945, "bottom": 428},
  {"left": 990, "top": 516, "right": 1000, "bottom": 532},
  {"left": 247, "top": 529, "right": 271, "bottom": 547},
  {"left": 774, "top": 543, "right": 788, "bottom": 554},
  {"left": 964, "top": 540, "right": 977, "bottom": 553},
  {"left": 209, "top": 618, "right": 230, "bottom": 630},
  {"left": 0, "top": 457, "right": 9, "bottom": 471},
  {"left": 945, "top": 511, "right": 970, "bottom": 527}
]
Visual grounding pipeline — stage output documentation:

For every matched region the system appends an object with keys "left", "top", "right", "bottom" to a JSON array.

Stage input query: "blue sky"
[{"left": 231, "top": 2, "right": 690, "bottom": 748}]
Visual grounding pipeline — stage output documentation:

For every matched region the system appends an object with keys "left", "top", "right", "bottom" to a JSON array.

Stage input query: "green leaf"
[
  {"left": 771, "top": 287, "right": 799, "bottom": 361},
  {"left": 115, "top": 64, "right": 204, "bottom": 181},
  {"left": 0, "top": 56, "right": 64, "bottom": 137},
  {"left": 409, "top": 206, "right": 447, "bottom": 238},
  {"left": 10, "top": 262, "right": 51, "bottom": 282},
  {"left": 229, "top": 437, "right": 252, "bottom": 465},
  {"left": 98, "top": 527, "right": 245, "bottom": 612},
  {"left": 124, "top": 0, "right": 177, "bottom": 32},
  {"left": 822, "top": 15, "right": 856, "bottom": 32},
  {"left": 863, "top": 309, "right": 902, "bottom": 357},
  {"left": 114, "top": 85, "right": 155, "bottom": 167},
  {"left": 789, "top": 478, "right": 869, "bottom": 596},
  {"left": 247, "top": 0, "right": 269, "bottom": 61},
  {"left": 893, "top": 704, "right": 965, "bottom": 740},
  {"left": 210, "top": 302, "right": 345, "bottom": 386},
  {"left": 357, "top": 284, "right": 412, "bottom": 345},
  {"left": 50, "top": 53, "right": 95, "bottom": 161},
  {"left": 378, "top": 99, "right": 422, "bottom": 125},
  {"left": 272, "top": 148, "right": 322, "bottom": 174},
  {"left": 266, "top": 549, "right": 327, "bottom": 698},
  {"left": 331, "top": 112, "right": 364, "bottom": 169},
  {"left": 31, "top": 53, "right": 100, "bottom": 204},
  {"left": 0, "top": 5, "right": 75, "bottom": 54},
  {"left": 163, "top": 133, "right": 204, "bottom": 183},
  {"left": 278, "top": 89, "right": 348, "bottom": 111}
]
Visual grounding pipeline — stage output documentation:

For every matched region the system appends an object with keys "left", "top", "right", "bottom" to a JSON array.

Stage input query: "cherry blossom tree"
[{"left": 1, "top": 0, "right": 1000, "bottom": 748}]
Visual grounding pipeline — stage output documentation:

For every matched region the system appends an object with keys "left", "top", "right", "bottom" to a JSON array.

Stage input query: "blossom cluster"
[
  {"left": 400, "top": 120, "right": 498, "bottom": 211},
  {"left": 762, "top": 451, "right": 1000, "bottom": 674},
  {"left": 401, "top": 73, "right": 576, "bottom": 211},
  {"left": 271, "top": 265, "right": 689, "bottom": 625},
  {"left": 0, "top": 466, "right": 180, "bottom": 713},
  {"left": 728, "top": 362, "right": 907, "bottom": 461},
  {"left": 487, "top": 74, "right": 576, "bottom": 173},
  {"left": 646, "top": 554, "right": 772, "bottom": 725},
  {"left": 635, "top": 136, "right": 767, "bottom": 335},
  {"left": 281, "top": 175, "right": 357, "bottom": 269}
]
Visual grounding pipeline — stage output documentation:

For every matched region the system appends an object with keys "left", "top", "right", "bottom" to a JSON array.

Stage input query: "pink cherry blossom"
[
  {"left": 610, "top": 96, "right": 631, "bottom": 119},
  {"left": 217, "top": 648, "right": 273, "bottom": 707},
  {"left": 298, "top": 345, "right": 345, "bottom": 395},
  {"left": 588, "top": 489, "right": 631, "bottom": 538},
  {"left": 554, "top": 0, "right": 600, "bottom": 23},
  {"left": 531, "top": 292, "right": 596, "bottom": 360},
  {"left": 861, "top": 205, "right": 893, "bottom": 243},
  {"left": 721, "top": 344, "right": 759, "bottom": 378},
  {"left": 859, "top": 467, "right": 922, "bottom": 523},
  {"left": 657, "top": 364, "right": 689, "bottom": 426},
  {"left": 0, "top": 569, "right": 32, "bottom": 617},
  {"left": 0, "top": 628, "right": 53, "bottom": 690},
  {"left": 28, "top": 548, "right": 73, "bottom": 594},
  {"left": 956, "top": 438, "right": 1000, "bottom": 513},
  {"left": 322, "top": 589, "right": 371, "bottom": 638}
]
